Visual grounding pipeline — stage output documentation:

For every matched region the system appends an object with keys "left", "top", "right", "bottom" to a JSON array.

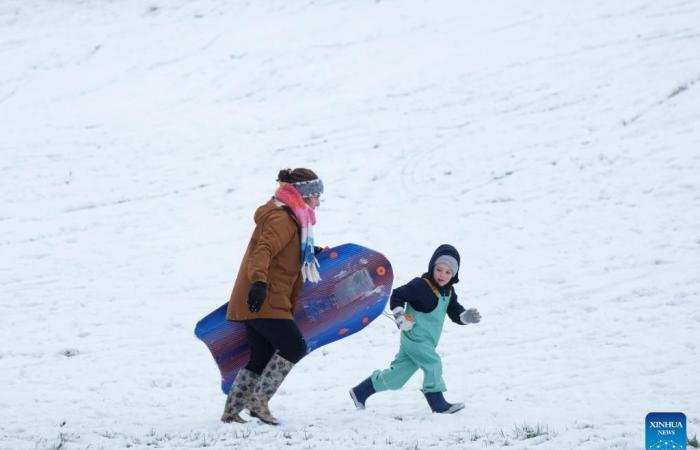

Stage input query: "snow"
[{"left": 1, "top": 0, "right": 699, "bottom": 449}]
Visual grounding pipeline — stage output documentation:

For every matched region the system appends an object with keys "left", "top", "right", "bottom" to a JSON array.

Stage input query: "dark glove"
[{"left": 247, "top": 281, "right": 267, "bottom": 313}]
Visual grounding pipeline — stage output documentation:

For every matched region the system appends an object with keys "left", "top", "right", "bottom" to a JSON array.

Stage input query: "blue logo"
[{"left": 646, "top": 412, "right": 687, "bottom": 450}]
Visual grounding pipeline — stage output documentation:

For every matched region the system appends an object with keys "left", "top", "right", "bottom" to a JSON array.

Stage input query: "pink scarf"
[{"left": 274, "top": 183, "right": 321, "bottom": 283}]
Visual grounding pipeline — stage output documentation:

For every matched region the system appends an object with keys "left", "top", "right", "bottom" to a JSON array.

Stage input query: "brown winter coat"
[{"left": 226, "top": 199, "right": 303, "bottom": 321}]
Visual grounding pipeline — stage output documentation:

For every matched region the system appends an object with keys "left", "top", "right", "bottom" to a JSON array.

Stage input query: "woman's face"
[{"left": 304, "top": 195, "right": 321, "bottom": 210}]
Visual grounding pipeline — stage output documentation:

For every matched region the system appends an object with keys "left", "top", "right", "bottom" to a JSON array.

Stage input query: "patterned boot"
[
  {"left": 247, "top": 353, "right": 295, "bottom": 425},
  {"left": 221, "top": 368, "right": 259, "bottom": 423}
]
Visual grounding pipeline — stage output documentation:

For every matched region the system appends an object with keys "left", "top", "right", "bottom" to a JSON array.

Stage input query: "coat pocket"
[{"left": 266, "top": 279, "right": 292, "bottom": 311}]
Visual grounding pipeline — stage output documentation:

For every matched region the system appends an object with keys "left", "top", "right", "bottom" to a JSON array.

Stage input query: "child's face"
[{"left": 432, "top": 263, "right": 454, "bottom": 287}]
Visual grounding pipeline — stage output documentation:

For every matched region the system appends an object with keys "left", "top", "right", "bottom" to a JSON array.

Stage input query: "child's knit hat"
[
  {"left": 434, "top": 254, "right": 459, "bottom": 274},
  {"left": 427, "top": 244, "right": 461, "bottom": 284}
]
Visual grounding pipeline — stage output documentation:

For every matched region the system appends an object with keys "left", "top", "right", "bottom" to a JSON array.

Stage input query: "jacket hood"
[
  {"left": 254, "top": 198, "right": 286, "bottom": 224},
  {"left": 424, "top": 244, "right": 461, "bottom": 286}
]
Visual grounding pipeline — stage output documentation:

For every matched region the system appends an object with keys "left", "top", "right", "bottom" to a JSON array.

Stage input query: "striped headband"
[{"left": 292, "top": 178, "right": 324, "bottom": 198}]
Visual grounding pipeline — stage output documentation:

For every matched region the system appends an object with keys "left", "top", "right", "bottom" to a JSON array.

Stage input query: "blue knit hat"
[{"left": 292, "top": 178, "right": 324, "bottom": 198}]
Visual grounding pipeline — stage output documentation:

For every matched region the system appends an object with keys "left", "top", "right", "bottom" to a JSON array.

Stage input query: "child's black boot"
[
  {"left": 349, "top": 377, "right": 376, "bottom": 409},
  {"left": 424, "top": 391, "right": 464, "bottom": 414}
]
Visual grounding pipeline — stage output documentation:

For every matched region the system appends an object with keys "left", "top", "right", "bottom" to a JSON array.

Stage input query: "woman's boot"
[
  {"left": 247, "top": 353, "right": 295, "bottom": 425},
  {"left": 221, "top": 368, "right": 259, "bottom": 423}
]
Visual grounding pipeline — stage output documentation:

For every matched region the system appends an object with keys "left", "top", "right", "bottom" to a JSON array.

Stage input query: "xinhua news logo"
[{"left": 646, "top": 412, "right": 687, "bottom": 450}]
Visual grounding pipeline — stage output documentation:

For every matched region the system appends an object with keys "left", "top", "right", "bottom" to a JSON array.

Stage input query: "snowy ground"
[{"left": 1, "top": 0, "right": 699, "bottom": 449}]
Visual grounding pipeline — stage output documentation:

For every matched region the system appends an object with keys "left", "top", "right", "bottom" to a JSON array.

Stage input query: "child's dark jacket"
[{"left": 389, "top": 244, "right": 466, "bottom": 325}]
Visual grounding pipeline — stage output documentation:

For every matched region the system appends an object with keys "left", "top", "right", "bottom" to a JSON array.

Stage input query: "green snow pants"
[
  {"left": 371, "top": 293, "right": 451, "bottom": 393},
  {"left": 370, "top": 343, "right": 446, "bottom": 393}
]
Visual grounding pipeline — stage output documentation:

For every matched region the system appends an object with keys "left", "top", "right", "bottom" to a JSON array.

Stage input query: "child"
[{"left": 349, "top": 244, "right": 481, "bottom": 414}]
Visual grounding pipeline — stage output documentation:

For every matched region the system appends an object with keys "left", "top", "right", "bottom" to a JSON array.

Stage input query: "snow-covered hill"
[{"left": 1, "top": 1, "right": 699, "bottom": 448}]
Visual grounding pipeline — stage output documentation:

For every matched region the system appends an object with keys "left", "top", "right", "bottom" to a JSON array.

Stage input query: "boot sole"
[
  {"left": 437, "top": 402, "right": 465, "bottom": 414},
  {"left": 221, "top": 413, "right": 247, "bottom": 423},
  {"left": 248, "top": 410, "right": 280, "bottom": 425}
]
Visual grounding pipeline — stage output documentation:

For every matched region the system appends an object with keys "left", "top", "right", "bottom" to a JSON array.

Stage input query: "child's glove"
[
  {"left": 392, "top": 306, "right": 414, "bottom": 331},
  {"left": 460, "top": 308, "right": 481, "bottom": 324}
]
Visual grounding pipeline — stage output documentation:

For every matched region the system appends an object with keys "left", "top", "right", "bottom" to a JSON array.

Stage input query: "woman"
[{"left": 221, "top": 168, "right": 324, "bottom": 425}]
